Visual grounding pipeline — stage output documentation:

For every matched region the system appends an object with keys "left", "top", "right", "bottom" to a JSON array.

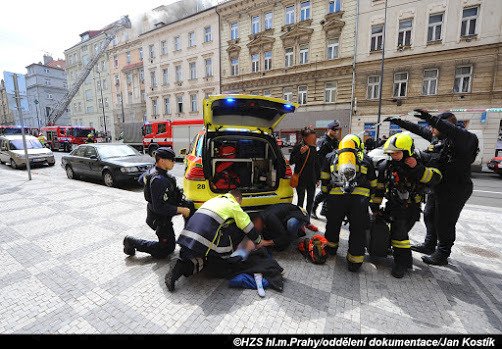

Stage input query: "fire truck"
[
  {"left": 123, "top": 119, "right": 203, "bottom": 157},
  {"left": 40, "top": 125, "right": 96, "bottom": 152}
]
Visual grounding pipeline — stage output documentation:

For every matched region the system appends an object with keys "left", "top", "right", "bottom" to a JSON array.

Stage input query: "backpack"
[{"left": 298, "top": 234, "right": 329, "bottom": 264}]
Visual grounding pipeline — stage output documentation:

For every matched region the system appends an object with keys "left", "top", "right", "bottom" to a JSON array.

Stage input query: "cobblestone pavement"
[{"left": 0, "top": 163, "right": 501, "bottom": 334}]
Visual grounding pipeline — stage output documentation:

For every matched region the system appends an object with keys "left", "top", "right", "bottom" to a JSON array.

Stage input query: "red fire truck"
[{"left": 40, "top": 126, "right": 96, "bottom": 152}]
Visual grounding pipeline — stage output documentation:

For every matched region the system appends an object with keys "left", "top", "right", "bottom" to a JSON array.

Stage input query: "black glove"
[
  {"left": 383, "top": 116, "right": 401, "bottom": 123},
  {"left": 412, "top": 109, "right": 433, "bottom": 121}
]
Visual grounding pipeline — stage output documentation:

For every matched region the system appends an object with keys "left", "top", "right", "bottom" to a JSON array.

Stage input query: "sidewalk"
[{"left": 0, "top": 167, "right": 501, "bottom": 334}]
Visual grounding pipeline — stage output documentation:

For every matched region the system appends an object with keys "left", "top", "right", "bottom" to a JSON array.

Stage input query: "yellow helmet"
[
  {"left": 339, "top": 134, "right": 364, "bottom": 152},
  {"left": 383, "top": 132, "right": 415, "bottom": 157}
]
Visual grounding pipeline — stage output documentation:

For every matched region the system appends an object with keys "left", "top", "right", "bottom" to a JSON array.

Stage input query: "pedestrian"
[
  {"left": 312, "top": 120, "right": 342, "bottom": 219},
  {"left": 164, "top": 189, "right": 268, "bottom": 292},
  {"left": 290, "top": 126, "right": 320, "bottom": 216},
  {"left": 320, "top": 134, "right": 377, "bottom": 272},
  {"left": 123, "top": 147, "right": 191, "bottom": 259},
  {"left": 371, "top": 133, "right": 442, "bottom": 278},
  {"left": 384, "top": 109, "right": 478, "bottom": 265},
  {"left": 252, "top": 203, "right": 312, "bottom": 251}
]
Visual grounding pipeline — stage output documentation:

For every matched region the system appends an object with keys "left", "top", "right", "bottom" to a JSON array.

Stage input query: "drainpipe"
[
  {"left": 349, "top": 0, "right": 360, "bottom": 134},
  {"left": 216, "top": 7, "right": 222, "bottom": 94}
]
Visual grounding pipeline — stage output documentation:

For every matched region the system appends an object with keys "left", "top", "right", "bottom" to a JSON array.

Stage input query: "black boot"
[
  {"left": 391, "top": 263, "right": 406, "bottom": 278},
  {"left": 123, "top": 236, "right": 136, "bottom": 256},
  {"left": 422, "top": 251, "right": 448, "bottom": 266},
  {"left": 165, "top": 259, "right": 185, "bottom": 292},
  {"left": 347, "top": 261, "right": 362, "bottom": 272},
  {"left": 326, "top": 246, "right": 338, "bottom": 256},
  {"left": 411, "top": 243, "right": 435, "bottom": 255}
]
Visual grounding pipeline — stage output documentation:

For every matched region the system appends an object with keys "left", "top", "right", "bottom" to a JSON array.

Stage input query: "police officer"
[
  {"left": 320, "top": 134, "right": 377, "bottom": 272},
  {"left": 312, "top": 120, "right": 342, "bottom": 219},
  {"left": 371, "top": 133, "right": 442, "bottom": 278},
  {"left": 385, "top": 110, "right": 478, "bottom": 265},
  {"left": 165, "top": 189, "right": 265, "bottom": 292},
  {"left": 123, "top": 147, "right": 191, "bottom": 259}
]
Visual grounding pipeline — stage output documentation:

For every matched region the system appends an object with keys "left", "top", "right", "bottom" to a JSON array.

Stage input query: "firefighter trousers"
[
  {"left": 325, "top": 194, "right": 369, "bottom": 265},
  {"left": 387, "top": 204, "right": 420, "bottom": 268}
]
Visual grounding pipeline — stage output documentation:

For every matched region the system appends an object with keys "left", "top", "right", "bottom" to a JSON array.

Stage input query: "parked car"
[
  {"left": 0, "top": 135, "right": 55, "bottom": 169},
  {"left": 182, "top": 94, "right": 298, "bottom": 211},
  {"left": 61, "top": 144, "right": 155, "bottom": 187},
  {"left": 487, "top": 156, "right": 502, "bottom": 176}
]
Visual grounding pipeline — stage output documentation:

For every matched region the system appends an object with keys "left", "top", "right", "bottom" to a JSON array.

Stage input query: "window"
[
  {"left": 329, "top": 0, "right": 341, "bottom": 13},
  {"left": 428, "top": 13, "right": 443, "bottom": 42},
  {"left": 174, "top": 36, "right": 181, "bottom": 51},
  {"left": 398, "top": 19, "right": 413, "bottom": 47},
  {"left": 251, "top": 16, "right": 260, "bottom": 35},
  {"left": 162, "top": 68, "right": 169, "bottom": 85},
  {"left": 164, "top": 97, "right": 171, "bottom": 114},
  {"left": 190, "top": 94, "right": 198, "bottom": 112},
  {"left": 265, "top": 12, "right": 273, "bottom": 30},
  {"left": 422, "top": 69, "right": 438, "bottom": 95},
  {"left": 128, "top": 92, "right": 132, "bottom": 104},
  {"left": 461, "top": 7, "right": 478, "bottom": 36},
  {"left": 325, "top": 82, "right": 337, "bottom": 103},
  {"left": 188, "top": 32, "right": 195, "bottom": 47},
  {"left": 283, "top": 88, "right": 292, "bottom": 102},
  {"left": 149, "top": 44, "right": 155, "bottom": 59},
  {"left": 252, "top": 54, "right": 260, "bottom": 72},
  {"left": 285, "top": 48, "right": 294, "bottom": 67},
  {"left": 85, "top": 89, "right": 92, "bottom": 101},
  {"left": 393, "top": 72, "right": 408, "bottom": 97},
  {"left": 175, "top": 65, "right": 182, "bottom": 82},
  {"left": 300, "top": 1, "right": 311, "bottom": 21},
  {"left": 139, "top": 69, "right": 144, "bottom": 82},
  {"left": 298, "top": 85, "right": 308, "bottom": 105},
  {"left": 113, "top": 55, "right": 118, "bottom": 68},
  {"left": 299, "top": 45, "right": 309, "bottom": 64},
  {"left": 371, "top": 24, "right": 384, "bottom": 51},
  {"left": 327, "top": 38, "right": 339, "bottom": 59},
  {"left": 161, "top": 40, "right": 168, "bottom": 55},
  {"left": 454, "top": 66, "right": 472, "bottom": 93},
  {"left": 158, "top": 124, "right": 166, "bottom": 133},
  {"left": 152, "top": 99, "right": 158, "bottom": 116},
  {"left": 114, "top": 74, "right": 120, "bottom": 86},
  {"left": 285, "top": 6, "right": 295, "bottom": 25},
  {"left": 46, "top": 93, "right": 53, "bottom": 100},
  {"left": 126, "top": 72, "right": 132, "bottom": 85},
  {"left": 86, "top": 106, "right": 94, "bottom": 113},
  {"left": 367, "top": 75, "right": 380, "bottom": 99},
  {"left": 126, "top": 51, "right": 131, "bottom": 64},
  {"left": 177, "top": 95, "right": 183, "bottom": 113},
  {"left": 189, "top": 62, "right": 197, "bottom": 80},
  {"left": 231, "top": 58, "right": 239, "bottom": 76},
  {"left": 45, "top": 79, "right": 51, "bottom": 85},
  {"left": 263, "top": 90, "right": 271, "bottom": 97},
  {"left": 139, "top": 47, "right": 143, "bottom": 61},
  {"left": 264, "top": 51, "right": 272, "bottom": 71},
  {"left": 231, "top": 22, "right": 239, "bottom": 40},
  {"left": 104, "top": 97, "right": 109, "bottom": 107},
  {"left": 204, "top": 26, "right": 212, "bottom": 42},
  {"left": 205, "top": 58, "right": 213, "bottom": 77},
  {"left": 150, "top": 71, "right": 157, "bottom": 88}
]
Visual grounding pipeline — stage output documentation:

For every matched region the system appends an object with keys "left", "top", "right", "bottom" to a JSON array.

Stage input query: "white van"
[{"left": 0, "top": 135, "right": 55, "bottom": 169}]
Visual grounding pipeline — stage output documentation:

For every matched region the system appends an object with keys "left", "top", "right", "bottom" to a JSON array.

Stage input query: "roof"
[
  {"left": 46, "top": 60, "right": 66, "bottom": 70},
  {"left": 80, "top": 30, "right": 104, "bottom": 39}
]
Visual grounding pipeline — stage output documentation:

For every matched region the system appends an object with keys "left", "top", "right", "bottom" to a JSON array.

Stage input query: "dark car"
[
  {"left": 487, "top": 156, "right": 502, "bottom": 176},
  {"left": 61, "top": 144, "right": 155, "bottom": 187}
]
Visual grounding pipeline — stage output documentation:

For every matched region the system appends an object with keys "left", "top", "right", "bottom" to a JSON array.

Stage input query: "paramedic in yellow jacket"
[
  {"left": 165, "top": 189, "right": 269, "bottom": 291},
  {"left": 320, "top": 134, "right": 377, "bottom": 272},
  {"left": 371, "top": 133, "right": 442, "bottom": 278}
]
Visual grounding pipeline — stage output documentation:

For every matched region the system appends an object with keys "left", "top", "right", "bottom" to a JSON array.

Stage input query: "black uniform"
[
  {"left": 372, "top": 155, "right": 442, "bottom": 274},
  {"left": 290, "top": 143, "right": 320, "bottom": 216},
  {"left": 390, "top": 112, "right": 478, "bottom": 260},
  {"left": 259, "top": 203, "right": 310, "bottom": 251},
  {"left": 312, "top": 134, "right": 339, "bottom": 216},
  {"left": 320, "top": 151, "right": 377, "bottom": 270}
]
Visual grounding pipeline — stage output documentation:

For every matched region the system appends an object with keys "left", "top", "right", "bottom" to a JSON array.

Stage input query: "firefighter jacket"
[
  {"left": 320, "top": 151, "right": 377, "bottom": 198},
  {"left": 177, "top": 194, "right": 262, "bottom": 258},
  {"left": 371, "top": 155, "right": 442, "bottom": 210},
  {"left": 317, "top": 133, "right": 339, "bottom": 160}
]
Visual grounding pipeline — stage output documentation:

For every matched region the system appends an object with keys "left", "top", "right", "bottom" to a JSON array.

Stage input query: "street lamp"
[
  {"left": 34, "top": 99, "right": 40, "bottom": 128},
  {"left": 96, "top": 69, "right": 108, "bottom": 141},
  {"left": 376, "top": 0, "right": 388, "bottom": 140}
]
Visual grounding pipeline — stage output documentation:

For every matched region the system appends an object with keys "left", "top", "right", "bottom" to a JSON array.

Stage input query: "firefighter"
[
  {"left": 384, "top": 110, "right": 478, "bottom": 265},
  {"left": 320, "top": 134, "right": 377, "bottom": 272},
  {"left": 371, "top": 133, "right": 442, "bottom": 278},
  {"left": 123, "top": 147, "right": 191, "bottom": 259},
  {"left": 165, "top": 189, "right": 267, "bottom": 292},
  {"left": 86, "top": 132, "right": 94, "bottom": 143},
  {"left": 312, "top": 120, "right": 342, "bottom": 219},
  {"left": 37, "top": 133, "right": 47, "bottom": 146}
]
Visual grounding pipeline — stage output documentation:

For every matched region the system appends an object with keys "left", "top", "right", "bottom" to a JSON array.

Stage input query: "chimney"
[{"left": 43, "top": 55, "right": 53, "bottom": 65}]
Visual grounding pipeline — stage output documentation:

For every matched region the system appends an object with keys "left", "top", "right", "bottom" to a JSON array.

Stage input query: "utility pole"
[
  {"left": 376, "top": 0, "right": 388, "bottom": 141},
  {"left": 12, "top": 74, "right": 32, "bottom": 180},
  {"left": 97, "top": 69, "right": 108, "bottom": 141},
  {"left": 34, "top": 99, "right": 40, "bottom": 128}
]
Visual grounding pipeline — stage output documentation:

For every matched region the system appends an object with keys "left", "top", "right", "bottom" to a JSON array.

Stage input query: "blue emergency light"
[
  {"left": 284, "top": 104, "right": 293, "bottom": 110},
  {"left": 226, "top": 98, "right": 236, "bottom": 103}
]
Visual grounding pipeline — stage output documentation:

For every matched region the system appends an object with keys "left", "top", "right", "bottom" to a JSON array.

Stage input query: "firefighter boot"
[
  {"left": 326, "top": 242, "right": 338, "bottom": 256},
  {"left": 411, "top": 243, "right": 435, "bottom": 255},
  {"left": 391, "top": 249, "right": 412, "bottom": 278},
  {"left": 311, "top": 205, "right": 319, "bottom": 220},
  {"left": 123, "top": 236, "right": 136, "bottom": 256},
  {"left": 391, "top": 263, "right": 407, "bottom": 278},
  {"left": 422, "top": 250, "right": 448, "bottom": 266},
  {"left": 165, "top": 259, "right": 186, "bottom": 292},
  {"left": 347, "top": 261, "right": 362, "bottom": 273}
]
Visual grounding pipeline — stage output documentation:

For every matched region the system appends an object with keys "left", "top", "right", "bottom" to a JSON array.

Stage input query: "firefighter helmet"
[
  {"left": 383, "top": 132, "right": 415, "bottom": 157},
  {"left": 339, "top": 134, "right": 364, "bottom": 152}
]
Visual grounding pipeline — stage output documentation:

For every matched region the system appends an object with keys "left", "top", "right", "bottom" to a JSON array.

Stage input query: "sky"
[{"left": 0, "top": 0, "right": 176, "bottom": 74}]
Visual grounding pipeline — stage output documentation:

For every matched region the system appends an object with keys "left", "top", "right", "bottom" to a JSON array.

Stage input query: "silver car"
[{"left": 0, "top": 135, "right": 55, "bottom": 169}]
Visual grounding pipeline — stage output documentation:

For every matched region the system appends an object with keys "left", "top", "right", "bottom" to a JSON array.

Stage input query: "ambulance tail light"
[
  {"left": 284, "top": 164, "right": 293, "bottom": 179},
  {"left": 186, "top": 166, "right": 205, "bottom": 181}
]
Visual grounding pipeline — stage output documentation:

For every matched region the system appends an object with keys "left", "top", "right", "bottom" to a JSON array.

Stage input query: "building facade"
[
  {"left": 0, "top": 80, "right": 15, "bottom": 125},
  {"left": 353, "top": 0, "right": 502, "bottom": 161},
  {"left": 141, "top": 7, "right": 220, "bottom": 121},
  {"left": 25, "top": 55, "right": 70, "bottom": 128},
  {"left": 65, "top": 30, "right": 115, "bottom": 138},
  {"left": 218, "top": 0, "right": 357, "bottom": 138}
]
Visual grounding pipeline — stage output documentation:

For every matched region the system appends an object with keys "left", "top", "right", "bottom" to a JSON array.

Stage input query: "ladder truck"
[{"left": 47, "top": 16, "right": 131, "bottom": 126}]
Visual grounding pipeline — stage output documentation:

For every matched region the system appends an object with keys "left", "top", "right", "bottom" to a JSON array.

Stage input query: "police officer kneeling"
[{"left": 123, "top": 147, "right": 191, "bottom": 259}]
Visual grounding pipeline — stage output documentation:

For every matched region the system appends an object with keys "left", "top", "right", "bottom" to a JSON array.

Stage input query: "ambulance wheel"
[{"left": 103, "top": 170, "right": 116, "bottom": 187}]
